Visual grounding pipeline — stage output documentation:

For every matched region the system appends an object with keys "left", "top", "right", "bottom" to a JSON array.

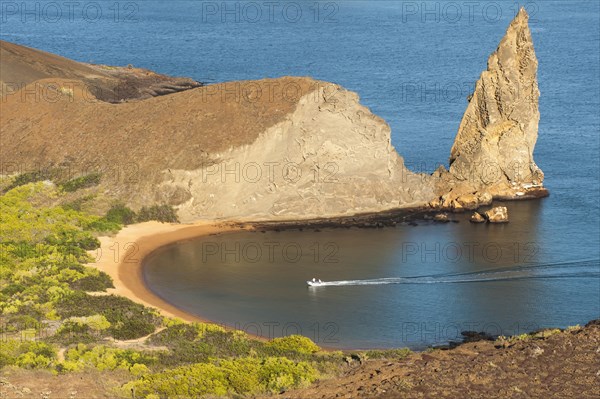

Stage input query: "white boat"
[{"left": 307, "top": 279, "right": 324, "bottom": 287}]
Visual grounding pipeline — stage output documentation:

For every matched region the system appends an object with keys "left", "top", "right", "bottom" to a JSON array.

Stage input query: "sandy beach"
[{"left": 88, "top": 221, "right": 249, "bottom": 323}]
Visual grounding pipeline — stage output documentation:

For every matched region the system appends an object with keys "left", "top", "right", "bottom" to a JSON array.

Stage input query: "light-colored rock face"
[
  {"left": 443, "top": 8, "right": 545, "bottom": 201},
  {"left": 162, "top": 84, "right": 434, "bottom": 221}
]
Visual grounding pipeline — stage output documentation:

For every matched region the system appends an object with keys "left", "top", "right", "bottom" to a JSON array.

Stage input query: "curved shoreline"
[{"left": 89, "top": 220, "right": 251, "bottom": 325}]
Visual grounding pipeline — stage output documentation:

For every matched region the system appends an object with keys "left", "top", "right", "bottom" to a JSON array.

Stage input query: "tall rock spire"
[{"left": 446, "top": 8, "right": 546, "bottom": 199}]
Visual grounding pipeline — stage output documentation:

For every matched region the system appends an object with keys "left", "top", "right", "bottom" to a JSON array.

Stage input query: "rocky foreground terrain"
[
  {"left": 1, "top": 9, "right": 546, "bottom": 222},
  {"left": 277, "top": 321, "right": 600, "bottom": 399},
  {"left": 1, "top": 322, "right": 598, "bottom": 398}
]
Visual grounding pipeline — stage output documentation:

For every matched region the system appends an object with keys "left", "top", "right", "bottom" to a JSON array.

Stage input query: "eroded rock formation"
[
  {"left": 433, "top": 8, "right": 548, "bottom": 210},
  {"left": 168, "top": 82, "right": 434, "bottom": 221}
]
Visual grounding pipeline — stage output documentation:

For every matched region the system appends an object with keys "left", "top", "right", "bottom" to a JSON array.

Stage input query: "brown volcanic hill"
[
  {"left": 0, "top": 69, "right": 430, "bottom": 221},
  {"left": 0, "top": 76, "right": 316, "bottom": 170},
  {"left": 0, "top": 40, "right": 201, "bottom": 102}
]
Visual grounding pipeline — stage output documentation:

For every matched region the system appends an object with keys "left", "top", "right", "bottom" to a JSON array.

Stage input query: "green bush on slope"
[
  {"left": 0, "top": 183, "right": 119, "bottom": 321},
  {"left": 0, "top": 340, "right": 57, "bottom": 369},
  {"left": 56, "top": 292, "right": 160, "bottom": 340},
  {"left": 105, "top": 203, "right": 137, "bottom": 225},
  {"left": 124, "top": 356, "right": 319, "bottom": 397},
  {"left": 266, "top": 335, "right": 321, "bottom": 355},
  {"left": 59, "top": 173, "right": 102, "bottom": 192},
  {"left": 136, "top": 205, "right": 179, "bottom": 223}
]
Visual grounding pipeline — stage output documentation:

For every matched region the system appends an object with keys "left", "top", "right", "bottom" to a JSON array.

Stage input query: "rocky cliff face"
[
  {"left": 167, "top": 83, "right": 433, "bottom": 221},
  {"left": 0, "top": 9, "right": 546, "bottom": 222},
  {"left": 433, "top": 8, "right": 548, "bottom": 210}
]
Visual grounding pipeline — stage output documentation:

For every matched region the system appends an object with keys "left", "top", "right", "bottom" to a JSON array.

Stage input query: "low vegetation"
[
  {"left": 136, "top": 204, "right": 179, "bottom": 223},
  {"left": 59, "top": 172, "right": 102, "bottom": 192},
  {"left": 2, "top": 170, "right": 102, "bottom": 194},
  {"left": 124, "top": 356, "right": 319, "bottom": 397},
  {"left": 0, "top": 180, "right": 345, "bottom": 397},
  {"left": 105, "top": 203, "right": 179, "bottom": 224}
]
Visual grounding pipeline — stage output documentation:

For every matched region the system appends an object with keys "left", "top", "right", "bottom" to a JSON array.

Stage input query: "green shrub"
[
  {"left": 266, "top": 335, "right": 320, "bottom": 355},
  {"left": 202, "top": 330, "right": 253, "bottom": 357},
  {"left": 69, "top": 270, "right": 114, "bottom": 292},
  {"left": 62, "top": 344, "right": 158, "bottom": 372},
  {"left": 3, "top": 314, "right": 41, "bottom": 331},
  {"left": 136, "top": 205, "right": 179, "bottom": 223},
  {"left": 2, "top": 282, "right": 26, "bottom": 296},
  {"left": 148, "top": 324, "right": 239, "bottom": 365},
  {"left": 256, "top": 357, "right": 318, "bottom": 392},
  {"left": 104, "top": 203, "right": 179, "bottom": 224},
  {"left": 85, "top": 217, "right": 121, "bottom": 232},
  {"left": 105, "top": 203, "right": 137, "bottom": 225},
  {"left": 45, "top": 230, "right": 100, "bottom": 251},
  {"left": 56, "top": 292, "right": 159, "bottom": 340},
  {"left": 125, "top": 356, "right": 318, "bottom": 397},
  {"left": 147, "top": 323, "right": 200, "bottom": 346},
  {"left": 60, "top": 173, "right": 101, "bottom": 192},
  {"left": 50, "top": 322, "right": 101, "bottom": 345},
  {"left": 110, "top": 317, "right": 157, "bottom": 341},
  {"left": 127, "top": 362, "right": 229, "bottom": 397},
  {"left": 3, "top": 171, "right": 47, "bottom": 192},
  {"left": 0, "top": 340, "right": 21, "bottom": 368},
  {"left": 13, "top": 342, "right": 57, "bottom": 370}
]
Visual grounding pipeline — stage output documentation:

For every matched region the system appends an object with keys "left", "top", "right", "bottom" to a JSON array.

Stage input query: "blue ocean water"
[{"left": 3, "top": 1, "right": 599, "bottom": 348}]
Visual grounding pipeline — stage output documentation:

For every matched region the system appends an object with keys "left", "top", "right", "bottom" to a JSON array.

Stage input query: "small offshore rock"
[
  {"left": 484, "top": 206, "right": 509, "bottom": 223},
  {"left": 434, "top": 213, "right": 450, "bottom": 222},
  {"left": 470, "top": 212, "right": 486, "bottom": 223}
]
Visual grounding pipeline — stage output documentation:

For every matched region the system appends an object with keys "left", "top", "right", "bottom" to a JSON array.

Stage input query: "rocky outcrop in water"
[
  {"left": 484, "top": 206, "right": 509, "bottom": 223},
  {"left": 470, "top": 212, "right": 486, "bottom": 223},
  {"left": 432, "top": 8, "right": 548, "bottom": 210}
]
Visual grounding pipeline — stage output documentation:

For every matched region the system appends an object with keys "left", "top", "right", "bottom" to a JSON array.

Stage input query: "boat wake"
[{"left": 309, "top": 259, "right": 600, "bottom": 287}]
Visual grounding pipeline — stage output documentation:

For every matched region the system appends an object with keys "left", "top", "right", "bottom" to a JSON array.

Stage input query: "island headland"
[{"left": 1, "top": 9, "right": 547, "bottom": 226}]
